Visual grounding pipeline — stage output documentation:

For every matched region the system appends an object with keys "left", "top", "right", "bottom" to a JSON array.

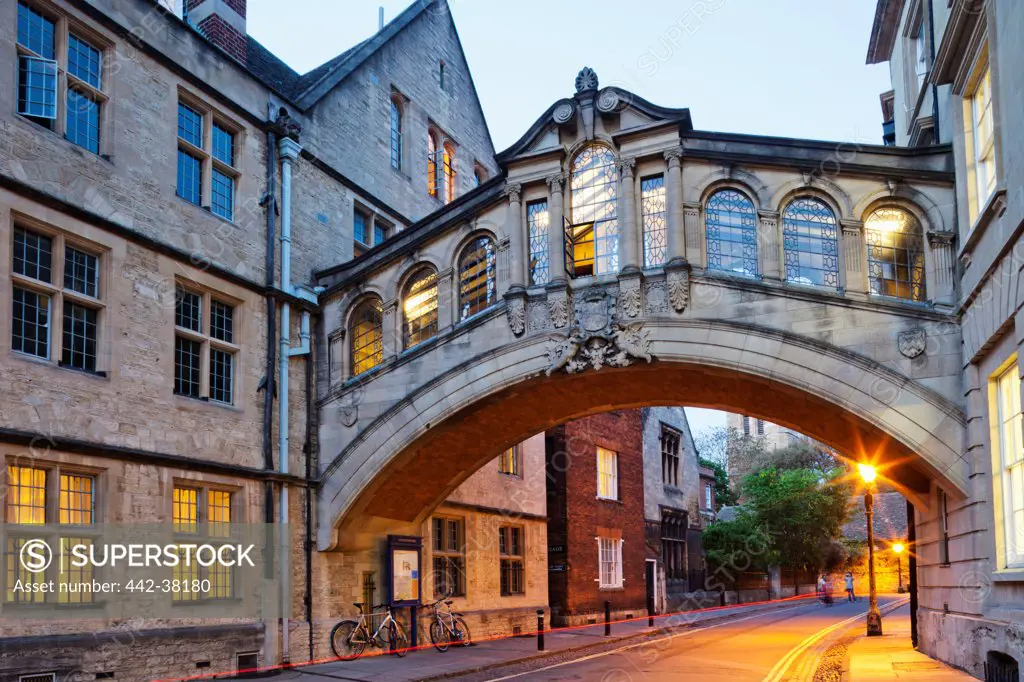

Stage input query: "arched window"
[
  {"left": 458, "top": 236, "right": 497, "bottom": 320},
  {"left": 782, "top": 197, "right": 840, "bottom": 289},
  {"left": 427, "top": 132, "right": 439, "bottom": 198},
  {"left": 569, "top": 145, "right": 618, "bottom": 277},
  {"left": 705, "top": 189, "right": 758, "bottom": 276},
  {"left": 443, "top": 142, "right": 456, "bottom": 204},
  {"left": 865, "top": 207, "right": 926, "bottom": 302},
  {"left": 390, "top": 97, "right": 403, "bottom": 171},
  {"left": 349, "top": 298, "right": 383, "bottom": 376},
  {"left": 403, "top": 267, "right": 439, "bottom": 349}
]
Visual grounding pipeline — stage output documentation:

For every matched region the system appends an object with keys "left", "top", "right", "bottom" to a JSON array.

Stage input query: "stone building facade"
[{"left": 868, "top": 0, "right": 1024, "bottom": 677}]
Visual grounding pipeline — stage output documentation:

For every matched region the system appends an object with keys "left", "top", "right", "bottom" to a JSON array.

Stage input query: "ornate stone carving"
[
  {"left": 596, "top": 88, "right": 621, "bottom": 113},
  {"left": 663, "top": 147, "right": 683, "bottom": 167},
  {"left": 575, "top": 67, "right": 599, "bottom": 93},
  {"left": 528, "top": 301, "right": 550, "bottom": 332},
  {"left": 547, "top": 173, "right": 566, "bottom": 192},
  {"left": 618, "top": 274, "right": 642, "bottom": 319},
  {"left": 645, "top": 281, "right": 669, "bottom": 315},
  {"left": 504, "top": 291, "right": 526, "bottom": 337},
  {"left": 666, "top": 266, "right": 691, "bottom": 313},
  {"left": 272, "top": 107, "right": 302, "bottom": 140},
  {"left": 552, "top": 100, "right": 575, "bottom": 124},
  {"left": 548, "top": 291, "right": 570, "bottom": 329},
  {"left": 339, "top": 388, "right": 360, "bottom": 427},
  {"left": 545, "top": 288, "right": 653, "bottom": 375},
  {"left": 616, "top": 157, "right": 636, "bottom": 179},
  {"left": 898, "top": 328, "right": 927, "bottom": 359},
  {"left": 503, "top": 183, "right": 522, "bottom": 204}
]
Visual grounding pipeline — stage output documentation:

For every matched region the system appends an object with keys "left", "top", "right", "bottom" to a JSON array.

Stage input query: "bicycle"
[
  {"left": 330, "top": 602, "right": 409, "bottom": 660},
  {"left": 425, "top": 597, "right": 472, "bottom": 652}
]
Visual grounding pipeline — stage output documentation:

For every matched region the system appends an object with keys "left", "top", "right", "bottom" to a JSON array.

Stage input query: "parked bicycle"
[
  {"left": 330, "top": 602, "right": 409, "bottom": 660},
  {"left": 425, "top": 597, "right": 472, "bottom": 652}
]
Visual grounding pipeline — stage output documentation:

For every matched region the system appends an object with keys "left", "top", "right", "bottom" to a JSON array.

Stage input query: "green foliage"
[
  {"left": 741, "top": 467, "right": 853, "bottom": 573},
  {"left": 752, "top": 441, "right": 843, "bottom": 475},
  {"left": 702, "top": 511, "right": 776, "bottom": 575},
  {"left": 699, "top": 456, "right": 739, "bottom": 509}
]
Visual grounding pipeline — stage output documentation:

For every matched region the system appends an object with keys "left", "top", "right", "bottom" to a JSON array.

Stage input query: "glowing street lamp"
[
  {"left": 859, "top": 463, "right": 883, "bottom": 636},
  {"left": 893, "top": 542, "right": 906, "bottom": 594}
]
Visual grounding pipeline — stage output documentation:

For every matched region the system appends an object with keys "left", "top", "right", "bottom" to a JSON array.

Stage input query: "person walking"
[{"left": 844, "top": 571, "right": 856, "bottom": 602}]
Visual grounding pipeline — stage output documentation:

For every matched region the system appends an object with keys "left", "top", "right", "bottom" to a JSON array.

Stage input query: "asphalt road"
[{"left": 472, "top": 596, "right": 900, "bottom": 682}]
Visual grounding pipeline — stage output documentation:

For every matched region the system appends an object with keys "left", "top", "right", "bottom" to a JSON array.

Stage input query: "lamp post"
[
  {"left": 893, "top": 543, "right": 905, "bottom": 594},
  {"left": 858, "top": 464, "right": 883, "bottom": 637}
]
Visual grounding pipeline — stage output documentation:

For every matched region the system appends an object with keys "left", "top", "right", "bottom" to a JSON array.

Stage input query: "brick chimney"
[{"left": 186, "top": 0, "right": 247, "bottom": 64}]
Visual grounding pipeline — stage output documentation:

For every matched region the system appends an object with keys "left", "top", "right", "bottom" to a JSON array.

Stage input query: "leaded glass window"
[
  {"left": 390, "top": 97, "right": 403, "bottom": 171},
  {"left": 403, "top": 268, "right": 439, "bottom": 350},
  {"left": 444, "top": 142, "right": 456, "bottom": 204},
  {"left": 865, "top": 207, "right": 926, "bottom": 302},
  {"left": 528, "top": 200, "right": 550, "bottom": 286},
  {"left": 569, "top": 146, "right": 618, "bottom": 277},
  {"left": 459, "top": 236, "right": 497, "bottom": 320},
  {"left": 706, "top": 189, "right": 758, "bottom": 277},
  {"left": 427, "top": 132, "right": 439, "bottom": 198},
  {"left": 783, "top": 197, "right": 839, "bottom": 289},
  {"left": 641, "top": 175, "right": 667, "bottom": 268},
  {"left": 350, "top": 298, "right": 384, "bottom": 376}
]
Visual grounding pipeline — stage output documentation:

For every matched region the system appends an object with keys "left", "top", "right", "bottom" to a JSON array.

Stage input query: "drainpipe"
[
  {"left": 262, "top": 105, "right": 279, "bottom": 667},
  {"left": 926, "top": 0, "right": 940, "bottom": 144}
]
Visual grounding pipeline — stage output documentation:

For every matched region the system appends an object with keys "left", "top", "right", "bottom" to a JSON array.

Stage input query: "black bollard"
[
  {"left": 647, "top": 593, "right": 655, "bottom": 627},
  {"left": 604, "top": 600, "right": 611, "bottom": 636},
  {"left": 536, "top": 609, "right": 545, "bottom": 651}
]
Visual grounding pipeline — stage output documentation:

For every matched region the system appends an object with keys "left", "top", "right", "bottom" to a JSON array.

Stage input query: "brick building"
[{"left": 545, "top": 411, "right": 648, "bottom": 626}]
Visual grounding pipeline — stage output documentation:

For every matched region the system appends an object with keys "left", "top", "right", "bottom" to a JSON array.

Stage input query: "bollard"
[
  {"left": 647, "top": 593, "right": 655, "bottom": 627},
  {"left": 536, "top": 609, "right": 544, "bottom": 651},
  {"left": 604, "top": 600, "right": 611, "bottom": 636}
]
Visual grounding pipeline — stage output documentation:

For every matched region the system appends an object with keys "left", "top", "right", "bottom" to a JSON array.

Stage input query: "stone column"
[
  {"left": 617, "top": 157, "right": 639, "bottom": 274},
  {"left": 664, "top": 147, "right": 685, "bottom": 265},
  {"left": 382, "top": 299, "right": 399, "bottom": 358},
  {"left": 503, "top": 184, "right": 524, "bottom": 292},
  {"left": 437, "top": 268, "right": 454, "bottom": 332},
  {"left": 841, "top": 219, "right": 867, "bottom": 295},
  {"left": 547, "top": 174, "right": 567, "bottom": 283},
  {"left": 927, "top": 231, "right": 956, "bottom": 306},
  {"left": 758, "top": 209, "right": 781, "bottom": 280},
  {"left": 683, "top": 202, "right": 702, "bottom": 267}
]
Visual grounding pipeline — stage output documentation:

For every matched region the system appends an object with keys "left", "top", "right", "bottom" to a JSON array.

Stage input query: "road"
[{"left": 470, "top": 596, "right": 902, "bottom": 682}]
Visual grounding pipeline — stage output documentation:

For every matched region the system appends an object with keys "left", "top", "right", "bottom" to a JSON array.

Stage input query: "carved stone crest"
[
  {"left": 504, "top": 292, "right": 526, "bottom": 337},
  {"left": 645, "top": 281, "right": 669, "bottom": 315},
  {"left": 339, "top": 388, "right": 360, "bottom": 427},
  {"left": 545, "top": 288, "right": 654, "bottom": 375},
  {"left": 898, "top": 328, "right": 927, "bottom": 359},
  {"left": 575, "top": 66, "right": 599, "bottom": 93},
  {"left": 666, "top": 266, "right": 691, "bottom": 313}
]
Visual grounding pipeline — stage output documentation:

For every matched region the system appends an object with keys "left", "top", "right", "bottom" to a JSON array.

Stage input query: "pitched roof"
[{"left": 242, "top": 0, "right": 437, "bottom": 109}]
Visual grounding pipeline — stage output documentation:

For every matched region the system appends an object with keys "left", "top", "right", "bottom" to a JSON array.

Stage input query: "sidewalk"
[
  {"left": 285, "top": 597, "right": 813, "bottom": 682},
  {"left": 846, "top": 604, "right": 977, "bottom": 681}
]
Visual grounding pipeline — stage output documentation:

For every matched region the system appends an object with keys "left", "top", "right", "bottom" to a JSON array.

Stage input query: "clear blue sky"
[{"left": 246, "top": 0, "right": 890, "bottom": 435}]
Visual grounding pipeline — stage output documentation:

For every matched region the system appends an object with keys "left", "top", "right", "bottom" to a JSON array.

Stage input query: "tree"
[
  {"left": 742, "top": 467, "right": 852, "bottom": 573},
  {"left": 752, "top": 440, "right": 843, "bottom": 475},
  {"left": 702, "top": 510, "right": 776, "bottom": 579},
  {"left": 699, "top": 456, "right": 738, "bottom": 510}
]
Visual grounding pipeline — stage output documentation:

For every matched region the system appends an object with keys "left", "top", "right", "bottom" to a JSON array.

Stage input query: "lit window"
[
  {"left": 598, "top": 537, "right": 623, "bottom": 588},
  {"left": 403, "top": 268, "right": 439, "bottom": 350},
  {"left": 427, "top": 132, "right": 439, "bottom": 198},
  {"left": 865, "top": 207, "right": 926, "bottom": 302},
  {"left": 11, "top": 226, "right": 102, "bottom": 371},
  {"left": 964, "top": 64, "right": 996, "bottom": 222},
  {"left": 6, "top": 465, "right": 47, "bottom": 525},
  {"left": 443, "top": 142, "right": 457, "bottom": 204},
  {"left": 458, "top": 236, "right": 497, "bottom": 320},
  {"left": 499, "top": 526, "right": 525, "bottom": 596},
  {"left": 527, "top": 201, "right": 550, "bottom": 287},
  {"left": 783, "top": 197, "right": 839, "bottom": 289},
  {"left": 995, "top": 364, "right": 1024, "bottom": 568},
  {"left": 349, "top": 298, "right": 384, "bottom": 376},
  {"left": 597, "top": 446, "right": 618, "bottom": 500},
  {"left": 568, "top": 146, "right": 618, "bottom": 277},
  {"left": 390, "top": 96, "right": 403, "bottom": 171},
  {"left": 174, "top": 285, "right": 237, "bottom": 404},
  {"left": 661, "top": 426, "right": 680, "bottom": 486},
  {"left": 177, "top": 101, "right": 240, "bottom": 220},
  {"left": 172, "top": 484, "right": 236, "bottom": 601},
  {"left": 499, "top": 445, "right": 522, "bottom": 477},
  {"left": 641, "top": 175, "right": 667, "bottom": 268},
  {"left": 706, "top": 189, "right": 758, "bottom": 276},
  {"left": 432, "top": 517, "right": 465, "bottom": 597}
]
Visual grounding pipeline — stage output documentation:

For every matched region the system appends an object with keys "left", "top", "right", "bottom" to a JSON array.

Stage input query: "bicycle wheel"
[
  {"left": 452, "top": 616, "right": 472, "bottom": 647},
  {"left": 388, "top": 621, "right": 409, "bottom": 657},
  {"left": 330, "top": 620, "right": 366, "bottom": 661},
  {"left": 429, "top": 619, "right": 450, "bottom": 652}
]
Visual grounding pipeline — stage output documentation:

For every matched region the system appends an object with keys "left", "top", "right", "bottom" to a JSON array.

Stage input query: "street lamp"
[
  {"left": 893, "top": 543, "right": 906, "bottom": 594},
  {"left": 858, "top": 463, "right": 883, "bottom": 636}
]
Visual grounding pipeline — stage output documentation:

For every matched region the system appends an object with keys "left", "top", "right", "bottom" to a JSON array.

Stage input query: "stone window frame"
[
  {"left": 3, "top": 460, "right": 103, "bottom": 606},
  {"left": 781, "top": 195, "right": 842, "bottom": 292},
  {"left": 14, "top": 1, "right": 111, "bottom": 156},
  {"left": 172, "top": 280, "right": 242, "bottom": 407},
  {"left": 660, "top": 508, "right": 686, "bottom": 582},
  {"left": 596, "top": 536, "right": 623, "bottom": 589},
  {"left": 498, "top": 525, "right": 525, "bottom": 596},
  {"left": 640, "top": 174, "right": 667, "bottom": 268},
  {"left": 660, "top": 424, "right": 680, "bottom": 487},
  {"left": 900, "top": 0, "right": 929, "bottom": 116},
  {"left": 431, "top": 515, "right": 466, "bottom": 598},
  {"left": 961, "top": 52, "right": 996, "bottom": 227},
  {"left": 990, "top": 359, "right": 1024, "bottom": 570},
  {"left": 170, "top": 480, "right": 241, "bottom": 603},
  {"left": 9, "top": 218, "right": 108, "bottom": 376},
  {"left": 456, "top": 233, "right": 497, "bottom": 322},
  {"left": 703, "top": 187, "right": 759, "bottom": 278},
  {"left": 389, "top": 90, "right": 404, "bottom": 172},
  {"left": 499, "top": 444, "right": 522, "bottom": 478},
  {"left": 402, "top": 265, "right": 440, "bottom": 351},
  {"left": 175, "top": 89, "right": 243, "bottom": 222},
  {"left": 427, "top": 125, "right": 458, "bottom": 203},
  {"left": 346, "top": 295, "right": 384, "bottom": 379},
  {"left": 863, "top": 205, "right": 928, "bottom": 304}
]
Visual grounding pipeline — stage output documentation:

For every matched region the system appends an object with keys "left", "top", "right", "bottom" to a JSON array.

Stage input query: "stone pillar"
[
  {"left": 758, "top": 209, "right": 781, "bottom": 280},
  {"left": 382, "top": 299, "right": 399, "bottom": 358},
  {"left": 683, "top": 202, "right": 702, "bottom": 267},
  {"left": 927, "top": 231, "right": 956, "bottom": 306},
  {"left": 547, "top": 174, "right": 567, "bottom": 283},
  {"left": 502, "top": 184, "right": 524, "bottom": 293},
  {"left": 664, "top": 147, "right": 685, "bottom": 265},
  {"left": 437, "top": 268, "right": 454, "bottom": 331},
  {"left": 841, "top": 219, "right": 867, "bottom": 295},
  {"left": 617, "top": 157, "right": 639, "bottom": 274}
]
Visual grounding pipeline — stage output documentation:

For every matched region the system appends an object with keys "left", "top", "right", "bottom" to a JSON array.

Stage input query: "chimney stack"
[
  {"left": 187, "top": 0, "right": 248, "bottom": 64},
  {"left": 379, "top": 7, "right": 385, "bottom": 31}
]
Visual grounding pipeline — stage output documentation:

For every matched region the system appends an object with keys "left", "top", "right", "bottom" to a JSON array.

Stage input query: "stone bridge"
[{"left": 312, "top": 70, "right": 965, "bottom": 551}]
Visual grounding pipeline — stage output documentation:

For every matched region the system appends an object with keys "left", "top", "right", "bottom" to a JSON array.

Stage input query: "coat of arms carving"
[
  {"left": 897, "top": 328, "right": 927, "bottom": 359},
  {"left": 545, "top": 288, "right": 654, "bottom": 375}
]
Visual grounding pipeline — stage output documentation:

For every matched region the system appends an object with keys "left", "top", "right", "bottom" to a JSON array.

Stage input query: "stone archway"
[{"left": 317, "top": 319, "right": 966, "bottom": 551}]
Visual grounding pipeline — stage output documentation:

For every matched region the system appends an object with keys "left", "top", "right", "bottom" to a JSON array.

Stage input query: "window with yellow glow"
[
  {"left": 58, "top": 537, "right": 93, "bottom": 604},
  {"left": 427, "top": 131, "right": 439, "bottom": 198},
  {"left": 597, "top": 447, "right": 618, "bottom": 500},
  {"left": 349, "top": 298, "right": 383, "bottom": 376},
  {"left": 6, "top": 465, "right": 46, "bottom": 524},
  {"left": 865, "top": 207, "right": 926, "bottom": 302},
  {"left": 208, "top": 489, "right": 231, "bottom": 538},
  {"left": 568, "top": 146, "right": 618, "bottom": 277},
  {"left": 443, "top": 142, "right": 456, "bottom": 204},
  {"left": 964, "top": 64, "right": 996, "bottom": 223},
  {"left": 403, "top": 268, "right": 439, "bottom": 350},
  {"left": 458, "top": 236, "right": 496, "bottom": 320},
  {"left": 173, "top": 486, "right": 198, "bottom": 534},
  {"left": 59, "top": 473, "right": 94, "bottom": 524},
  {"left": 499, "top": 445, "right": 522, "bottom": 477},
  {"left": 995, "top": 363, "right": 1024, "bottom": 568}
]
